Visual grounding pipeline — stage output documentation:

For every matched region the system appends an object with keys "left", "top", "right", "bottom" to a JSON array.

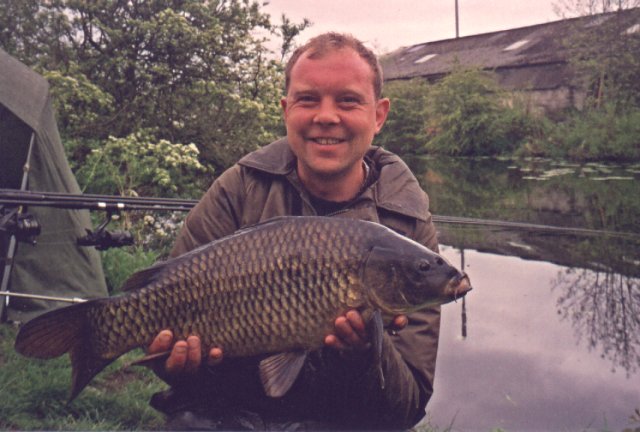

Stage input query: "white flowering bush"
[
  {"left": 77, "top": 131, "right": 211, "bottom": 198},
  {"left": 75, "top": 131, "right": 210, "bottom": 254},
  {"left": 139, "top": 211, "right": 186, "bottom": 253}
]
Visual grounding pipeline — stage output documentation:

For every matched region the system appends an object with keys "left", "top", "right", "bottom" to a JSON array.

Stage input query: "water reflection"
[
  {"left": 553, "top": 267, "right": 639, "bottom": 377},
  {"left": 408, "top": 156, "right": 640, "bottom": 234},
  {"left": 427, "top": 243, "right": 640, "bottom": 432},
  {"left": 405, "top": 157, "right": 640, "bottom": 431}
]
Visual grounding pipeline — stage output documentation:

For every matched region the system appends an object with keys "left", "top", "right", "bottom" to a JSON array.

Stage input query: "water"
[{"left": 407, "top": 157, "right": 640, "bottom": 431}]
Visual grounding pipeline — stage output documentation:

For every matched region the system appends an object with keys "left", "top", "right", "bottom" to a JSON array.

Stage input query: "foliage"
[
  {"left": 0, "top": 0, "right": 308, "bottom": 172},
  {"left": 75, "top": 130, "right": 210, "bottom": 198},
  {"left": 556, "top": 1, "right": 640, "bottom": 109},
  {"left": 377, "top": 4, "right": 639, "bottom": 161},
  {"left": 382, "top": 68, "right": 544, "bottom": 157},
  {"left": 43, "top": 67, "right": 115, "bottom": 138},
  {"left": 376, "top": 79, "right": 432, "bottom": 155},
  {"left": 379, "top": 65, "right": 638, "bottom": 161},
  {"left": 139, "top": 211, "right": 186, "bottom": 256},
  {"left": 425, "top": 68, "right": 547, "bottom": 157},
  {"left": 275, "top": 13, "right": 313, "bottom": 62},
  {"left": 101, "top": 246, "right": 160, "bottom": 293},
  {"left": 0, "top": 324, "right": 166, "bottom": 430},
  {"left": 528, "top": 104, "right": 640, "bottom": 161}
]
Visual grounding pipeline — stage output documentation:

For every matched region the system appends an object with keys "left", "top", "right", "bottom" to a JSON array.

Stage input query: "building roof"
[{"left": 381, "top": 9, "right": 640, "bottom": 90}]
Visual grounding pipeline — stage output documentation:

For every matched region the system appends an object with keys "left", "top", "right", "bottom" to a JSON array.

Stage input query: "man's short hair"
[{"left": 284, "top": 32, "right": 384, "bottom": 99}]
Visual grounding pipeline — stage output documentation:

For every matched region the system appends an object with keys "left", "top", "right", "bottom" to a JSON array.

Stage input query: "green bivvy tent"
[{"left": 0, "top": 47, "right": 107, "bottom": 323}]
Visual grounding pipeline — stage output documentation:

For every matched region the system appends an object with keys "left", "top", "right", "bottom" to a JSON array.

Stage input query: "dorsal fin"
[
  {"left": 120, "top": 261, "right": 169, "bottom": 291},
  {"left": 231, "top": 216, "right": 300, "bottom": 236},
  {"left": 119, "top": 216, "right": 308, "bottom": 292}
]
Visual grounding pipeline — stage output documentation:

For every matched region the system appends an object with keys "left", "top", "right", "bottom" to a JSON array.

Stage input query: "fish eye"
[{"left": 418, "top": 260, "right": 431, "bottom": 272}]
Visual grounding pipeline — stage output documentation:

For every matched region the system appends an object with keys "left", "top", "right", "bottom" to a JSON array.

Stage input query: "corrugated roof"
[{"left": 381, "top": 9, "right": 639, "bottom": 90}]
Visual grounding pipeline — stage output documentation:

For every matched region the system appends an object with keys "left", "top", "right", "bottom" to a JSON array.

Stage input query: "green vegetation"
[
  {"left": 101, "top": 246, "right": 160, "bottom": 292},
  {"left": 1, "top": 0, "right": 309, "bottom": 189},
  {"left": 0, "top": 324, "right": 166, "bottom": 430},
  {"left": 1, "top": 2, "right": 637, "bottom": 430},
  {"left": 378, "top": 4, "right": 639, "bottom": 162},
  {"left": 73, "top": 131, "right": 210, "bottom": 199},
  {"left": 0, "top": 0, "right": 311, "bottom": 256},
  {"left": 530, "top": 104, "right": 640, "bottom": 160},
  {"left": 378, "top": 68, "right": 639, "bottom": 161},
  {"left": 378, "top": 70, "right": 545, "bottom": 158}
]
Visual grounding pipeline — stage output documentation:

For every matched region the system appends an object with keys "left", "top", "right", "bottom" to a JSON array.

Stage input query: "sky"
[{"left": 261, "top": 0, "right": 571, "bottom": 54}]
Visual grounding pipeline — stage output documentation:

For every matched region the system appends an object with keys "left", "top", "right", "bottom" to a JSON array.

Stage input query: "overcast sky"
[{"left": 262, "top": 0, "right": 571, "bottom": 54}]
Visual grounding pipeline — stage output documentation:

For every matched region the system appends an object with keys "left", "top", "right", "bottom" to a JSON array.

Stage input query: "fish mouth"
[
  {"left": 446, "top": 272, "right": 472, "bottom": 301},
  {"left": 387, "top": 273, "right": 473, "bottom": 315}
]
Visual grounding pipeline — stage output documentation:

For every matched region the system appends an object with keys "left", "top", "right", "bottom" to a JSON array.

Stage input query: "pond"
[{"left": 406, "top": 157, "right": 640, "bottom": 431}]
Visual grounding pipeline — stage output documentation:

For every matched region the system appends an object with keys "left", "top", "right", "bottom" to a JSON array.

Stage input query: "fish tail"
[{"left": 14, "top": 301, "right": 114, "bottom": 401}]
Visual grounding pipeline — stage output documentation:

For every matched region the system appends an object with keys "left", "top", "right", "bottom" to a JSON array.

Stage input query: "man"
[{"left": 148, "top": 32, "right": 441, "bottom": 430}]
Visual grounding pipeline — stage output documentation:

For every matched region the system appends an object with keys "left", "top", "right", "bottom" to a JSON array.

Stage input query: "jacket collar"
[
  {"left": 238, "top": 138, "right": 295, "bottom": 176},
  {"left": 238, "top": 138, "right": 430, "bottom": 222}
]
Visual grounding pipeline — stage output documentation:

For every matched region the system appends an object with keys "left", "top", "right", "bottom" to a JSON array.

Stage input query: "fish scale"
[{"left": 14, "top": 216, "right": 471, "bottom": 400}]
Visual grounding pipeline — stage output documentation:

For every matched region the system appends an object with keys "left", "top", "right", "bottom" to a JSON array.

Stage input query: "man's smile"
[{"left": 308, "top": 137, "right": 347, "bottom": 145}]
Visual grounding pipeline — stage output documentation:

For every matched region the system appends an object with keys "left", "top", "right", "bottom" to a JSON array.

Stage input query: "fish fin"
[
  {"left": 15, "top": 302, "right": 91, "bottom": 359},
  {"left": 120, "top": 262, "right": 167, "bottom": 291},
  {"left": 259, "top": 351, "right": 307, "bottom": 398},
  {"left": 15, "top": 300, "right": 117, "bottom": 401},
  {"left": 369, "top": 309, "right": 385, "bottom": 390},
  {"left": 69, "top": 343, "right": 114, "bottom": 401},
  {"left": 128, "top": 350, "right": 171, "bottom": 368},
  {"left": 232, "top": 216, "right": 298, "bottom": 235}
]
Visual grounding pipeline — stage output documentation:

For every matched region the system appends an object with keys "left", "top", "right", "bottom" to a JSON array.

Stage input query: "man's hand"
[
  {"left": 148, "top": 330, "right": 223, "bottom": 375},
  {"left": 324, "top": 310, "right": 408, "bottom": 351}
]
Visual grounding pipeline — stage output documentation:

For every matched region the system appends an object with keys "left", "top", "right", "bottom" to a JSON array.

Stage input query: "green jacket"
[{"left": 155, "top": 138, "right": 441, "bottom": 430}]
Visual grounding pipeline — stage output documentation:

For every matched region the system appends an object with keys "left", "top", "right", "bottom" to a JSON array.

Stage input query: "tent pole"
[{"left": 1, "top": 131, "right": 35, "bottom": 322}]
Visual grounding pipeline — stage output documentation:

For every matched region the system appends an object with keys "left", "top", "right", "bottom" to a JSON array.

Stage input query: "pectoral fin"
[
  {"left": 259, "top": 351, "right": 307, "bottom": 398},
  {"left": 370, "top": 309, "right": 385, "bottom": 390},
  {"left": 128, "top": 350, "right": 171, "bottom": 368}
]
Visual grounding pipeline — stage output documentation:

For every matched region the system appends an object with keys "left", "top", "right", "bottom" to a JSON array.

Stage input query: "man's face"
[{"left": 281, "top": 48, "right": 390, "bottom": 185}]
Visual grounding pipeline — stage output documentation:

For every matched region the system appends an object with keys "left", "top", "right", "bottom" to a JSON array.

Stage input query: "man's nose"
[{"left": 313, "top": 100, "right": 340, "bottom": 125}]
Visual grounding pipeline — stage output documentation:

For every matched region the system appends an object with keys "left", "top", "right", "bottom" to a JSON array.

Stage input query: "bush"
[
  {"left": 74, "top": 131, "right": 212, "bottom": 199},
  {"left": 101, "top": 247, "right": 159, "bottom": 293},
  {"left": 378, "top": 68, "right": 544, "bottom": 157},
  {"left": 529, "top": 104, "right": 640, "bottom": 161},
  {"left": 376, "top": 79, "right": 431, "bottom": 155},
  {"left": 423, "top": 68, "right": 539, "bottom": 156}
]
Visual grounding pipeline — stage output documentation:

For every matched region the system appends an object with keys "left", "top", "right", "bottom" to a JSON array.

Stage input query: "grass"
[
  {"left": 3, "top": 322, "right": 639, "bottom": 431},
  {"left": 0, "top": 323, "right": 166, "bottom": 430}
]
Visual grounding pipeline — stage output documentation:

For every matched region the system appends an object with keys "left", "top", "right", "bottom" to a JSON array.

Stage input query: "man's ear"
[
  {"left": 280, "top": 97, "right": 288, "bottom": 117},
  {"left": 374, "top": 98, "right": 391, "bottom": 133}
]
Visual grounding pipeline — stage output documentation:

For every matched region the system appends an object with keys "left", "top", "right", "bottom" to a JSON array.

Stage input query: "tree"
[
  {"left": 423, "top": 68, "right": 536, "bottom": 156},
  {"left": 375, "top": 79, "right": 431, "bottom": 155},
  {"left": 555, "top": 0, "right": 640, "bottom": 109},
  {"left": 0, "top": 0, "right": 308, "bottom": 174}
]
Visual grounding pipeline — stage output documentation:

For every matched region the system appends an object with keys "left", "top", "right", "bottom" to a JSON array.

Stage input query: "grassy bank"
[{"left": 0, "top": 324, "right": 165, "bottom": 430}]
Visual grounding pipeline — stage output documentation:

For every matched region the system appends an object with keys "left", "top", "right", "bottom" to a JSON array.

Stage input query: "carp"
[{"left": 14, "top": 216, "right": 471, "bottom": 400}]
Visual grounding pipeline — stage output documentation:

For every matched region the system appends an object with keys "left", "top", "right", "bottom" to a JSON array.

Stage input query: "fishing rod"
[
  {"left": 2, "top": 189, "right": 639, "bottom": 241},
  {"left": 0, "top": 188, "right": 196, "bottom": 212},
  {"left": 433, "top": 215, "right": 640, "bottom": 240},
  {"left": 2, "top": 187, "right": 638, "bottom": 305},
  {"left": 0, "top": 189, "right": 197, "bottom": 250}
]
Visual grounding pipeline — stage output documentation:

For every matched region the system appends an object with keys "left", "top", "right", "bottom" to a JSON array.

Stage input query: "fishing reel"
[
  {"left": 77, "top": 212, "right": 134, "bottom": 250},
  {"left": 0, "top": 207, "right": 41, "bottom": 245}
]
